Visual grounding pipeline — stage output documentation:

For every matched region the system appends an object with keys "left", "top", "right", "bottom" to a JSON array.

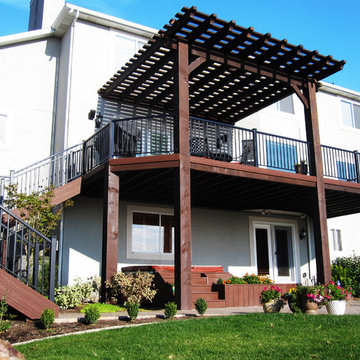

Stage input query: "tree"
[{"left": 4, "top": 184, "right": 73, "bottom": 237}]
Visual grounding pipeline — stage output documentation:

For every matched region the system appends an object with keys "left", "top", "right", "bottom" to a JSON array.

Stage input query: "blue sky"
[{"left": 0, "top": 0, "right": 359, "bottom": 92}]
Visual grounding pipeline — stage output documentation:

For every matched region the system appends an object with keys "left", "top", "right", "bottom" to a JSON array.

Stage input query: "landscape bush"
[
  {"left": 195, "top": 298, "right": 208, "bottom": 315},
  {"left": 125, "top": 301, "right": 139, "bottom": 321},
  {"left": 55, "top": 276, "right": 101, "bottom": 309},
  {"left": 39, "top": 308, "right": 55, "bottom": 329},
  {"left": 107, "top": 270, "right": 157, "bottom": 305},
  {"left": 0, "top": 296, "right": 11, "bottom": 334},
  {"left": 332, "top": 256, "right": 360, "bottom": 297},
  {"left": 164, "top": 301, "right": 177, "bottom": 319},
  {"left": 84, "top": 305, "right": 101, "bottom": 324}
]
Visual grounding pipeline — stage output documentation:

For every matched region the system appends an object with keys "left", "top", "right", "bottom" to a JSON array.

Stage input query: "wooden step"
[
  {"left": 191, "top": 285, "right": 212, "bottom": 293},
  {"left": 0, "top": 268, "right": 59, "bottom": 320},
  {"left": 191, "top": 292, "right": 219, "bottom": 302},
  {"left": 191, "top": 277, "right": 208, "bottom": 285},
  {"left": 204, "top": 300, "right": 227, "bottom": 308}
]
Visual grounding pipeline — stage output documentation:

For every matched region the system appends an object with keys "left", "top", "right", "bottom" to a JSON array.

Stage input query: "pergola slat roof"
[{"left": 99, "top": 6, "right": 345, "bottom": 124}]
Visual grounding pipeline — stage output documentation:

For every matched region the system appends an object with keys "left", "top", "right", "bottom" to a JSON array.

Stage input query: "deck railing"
[
  {"left": 321, "top": 145, "right": 360, "bottom": 182},
  {"left": 3, "top": 116, "right": 360, "bottom": 202},
  {"left": 0, "top": 204, "right": 56, "bottom": 301},
  {"left": 190, "top": 117, "right": 311, "bottom": 174},
  {"left": 10, "top": 143, "right": 83, "bottom": 195}
]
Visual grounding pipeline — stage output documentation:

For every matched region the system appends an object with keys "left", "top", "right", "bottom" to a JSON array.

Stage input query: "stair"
[
  {"left": 0, "top": 204, "right": 59, "bottom": 319},
  {"left": 0, "top": 268, "right": 58, "bottom": 319},
  {"left": 153, "top": 267, "right": 232, "bottom": 308}
]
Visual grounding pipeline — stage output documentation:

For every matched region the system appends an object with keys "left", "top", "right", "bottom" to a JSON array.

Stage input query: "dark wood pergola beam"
[{"left": 182, "top": 46, "right": 306, "bottom": 88}]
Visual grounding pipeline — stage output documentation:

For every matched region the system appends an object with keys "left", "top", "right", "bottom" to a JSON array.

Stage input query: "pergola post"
[
  {"left": 100, "top": 164, "right": 119, "bottom": 301},
  {"left": 174, "top": 40, "right": 192, "bottom": 310},
  {"left": 304, "top": 81, "right": 331, "bottom": 284}
]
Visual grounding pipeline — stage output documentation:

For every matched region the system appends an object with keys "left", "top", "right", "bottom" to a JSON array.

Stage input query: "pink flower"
[
  {"left": 307, "top": 294, "right": 311, "bottom": 298},
  {"left": 264, "top": 287, "right": 268, "bottom": 291}
]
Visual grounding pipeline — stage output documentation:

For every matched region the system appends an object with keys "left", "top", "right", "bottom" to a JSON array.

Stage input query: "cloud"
[{"left": 0, "top": 0, "right": 28, "bottom": 9}]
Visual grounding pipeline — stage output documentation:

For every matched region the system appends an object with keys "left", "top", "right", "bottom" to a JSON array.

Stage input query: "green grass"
[
  {"left": 79, "top": 303, "right": 150, "bottom": 313},
  {"left": 79, "top": 303, "right": 126, "bottom": 313},
  {"left": 16, "top": 314, "right": 360, "bottom": 360}
]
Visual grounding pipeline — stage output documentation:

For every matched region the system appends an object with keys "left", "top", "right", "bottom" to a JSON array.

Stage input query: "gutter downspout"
[
  {"left": 63, "top": 8, "right": 79, "bottom": 150},
  {"left": 58, "top": 9, "right": 78, "bottom": 285}
]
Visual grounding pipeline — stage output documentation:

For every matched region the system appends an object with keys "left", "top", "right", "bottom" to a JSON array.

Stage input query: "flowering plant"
[
  {"left": 298, "top": 285, "right": 327, "bottom": 306},
  {"left": 282, "top": 287, "right": 302, "bottom": 313},
  {"left": 259, "top": 285, "right": 282, "bottom": 304},
  {"left": 223, "top": 273, "right": 273, "bottom": 285},
  {"left": 324, "top": 281, "right": 352, "bottom": 301}
]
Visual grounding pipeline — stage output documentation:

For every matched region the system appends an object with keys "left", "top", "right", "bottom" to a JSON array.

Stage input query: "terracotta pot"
[
  {"left": 326, "top": 300, "right": 346, "bottom": 315},
  {"left": 302, "top": 298, "right": 319, "bottom": 314},
  {"left": 262, "top": 299, "right": 284, "bottom": 313}
]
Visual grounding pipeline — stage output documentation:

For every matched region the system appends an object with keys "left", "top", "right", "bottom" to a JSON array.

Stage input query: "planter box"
[{"left": 219, "top": 283, "right": 294, "bottom": 307}]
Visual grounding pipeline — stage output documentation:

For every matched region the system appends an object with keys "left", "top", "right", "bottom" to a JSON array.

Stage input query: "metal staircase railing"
[{"left": 0, "top": 204, "right": 56, "bottom": 301}]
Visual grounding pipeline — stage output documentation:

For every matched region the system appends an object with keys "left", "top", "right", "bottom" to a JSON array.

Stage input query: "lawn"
[{"left": 16, "top": 314, "right": 360, "bottom": 360}]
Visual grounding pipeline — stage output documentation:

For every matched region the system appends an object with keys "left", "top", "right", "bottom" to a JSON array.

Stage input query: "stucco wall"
[
  {"left": 62, "top": 197, "right": 313, "bottom": 285},
  {"left": 0, "top": 37, "right": 59, "bottom": 175}
]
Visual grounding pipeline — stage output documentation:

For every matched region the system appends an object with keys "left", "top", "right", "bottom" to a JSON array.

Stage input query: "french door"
[{"left": 254, "top": 223, "right": 297, "bottom": 283}]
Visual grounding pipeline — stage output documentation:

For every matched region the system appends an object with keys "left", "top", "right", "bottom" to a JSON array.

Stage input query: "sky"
[{"left": 0, "top": 0, "right": 359, "bottom": 92}]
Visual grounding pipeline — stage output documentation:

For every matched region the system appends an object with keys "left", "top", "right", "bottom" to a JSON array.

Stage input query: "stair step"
[
  {"left": 191, "top": 292, "right": 219, "bottom": 301},
  {"left": 204, "top": 300, "right": 227, "bottom": 308},
  {"left": 191, "top": 285, "right": 212, "bottom": 293},
  {"left": 191, "top": 278, "right": 208, "bottom": 285}
]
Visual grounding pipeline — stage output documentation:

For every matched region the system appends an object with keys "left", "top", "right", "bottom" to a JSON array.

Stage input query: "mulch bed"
[{"left": 1, "top": 316, "right": 185, "bottom": 344}]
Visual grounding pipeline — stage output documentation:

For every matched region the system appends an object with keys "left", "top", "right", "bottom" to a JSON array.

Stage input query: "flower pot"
[
  {"left": 326, "top": 300, "right": 346, "bottom": 315},
  {"left": 262, "top": 299, "right": 283, "bottom": 313},
  {"left": 302, "top": 299, "right": 319, "bottom": 315}
]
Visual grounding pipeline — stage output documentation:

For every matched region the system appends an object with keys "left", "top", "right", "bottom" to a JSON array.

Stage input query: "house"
[{"left": 1, "top": 1, "right": 360, "bottom": 316}]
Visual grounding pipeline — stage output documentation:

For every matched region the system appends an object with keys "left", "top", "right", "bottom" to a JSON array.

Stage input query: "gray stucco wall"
[{"left": 61, "top": 196, "right": 313, "bottom": 284}]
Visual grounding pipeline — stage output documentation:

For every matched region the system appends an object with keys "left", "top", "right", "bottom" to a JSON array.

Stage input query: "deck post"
[
  {"left": 304, "top": 81, "right": 331, "bottom": 284},
  {"left": 174, "top": 40, "right": 192, "bottom": 310},
  {"left": 100, "top": 164, "right": 119, "bottom": 301}
]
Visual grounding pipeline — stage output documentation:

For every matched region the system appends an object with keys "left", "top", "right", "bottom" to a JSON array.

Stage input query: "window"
[
  {"left": 127, "top": 206, "right": 174, "bottom": 260},
  {"left": 331, "top": 229, "right": 342, "bottom": 251},
  {"left": 270, "top": 96, "right": 294, "bottom": 114},
  {"left": 341, "top": 100, "right": 360, "bottom": 129},
  {"left": 266, "top": 140, "right": 298, "bottom": 172},
  {"left": 337, "top": 161, "right": 356, "bottom": 181},
  {"left": 112, "top": 33, "right": 147, "bottom": 75}
]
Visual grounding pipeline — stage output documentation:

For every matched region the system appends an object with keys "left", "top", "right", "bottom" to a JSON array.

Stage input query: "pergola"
[
  {"left": 98, "top": 7, "right": 347, "bottom": 309},
  {"left": 99, "top": 6, "right": 344, "bottom": 124}
]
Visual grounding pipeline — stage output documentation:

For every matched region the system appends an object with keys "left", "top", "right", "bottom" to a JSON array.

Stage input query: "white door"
[
  {"left": 254, "top": 223, "right": 296, "bottom": 283},
  {"left": 272, "top": 226, "right": 295, "bottom": 283}
]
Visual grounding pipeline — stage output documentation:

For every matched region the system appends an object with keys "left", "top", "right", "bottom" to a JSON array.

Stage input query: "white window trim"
[
  {"left": 249, "top": 216, "right": 301, "bottom": 283},
  {"left": 340, "top": 99, "right": 360, "bottom": 133},
  {"left": 126, "top": 204, "right": 174, "bottom": 260}
]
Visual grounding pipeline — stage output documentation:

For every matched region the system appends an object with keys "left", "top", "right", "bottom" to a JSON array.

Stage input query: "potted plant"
[
  {"left": 324, "top": 281, "right": 352, "bottom": 315},
  {"left": 283, "top": 287, "right": 302, "bottom": 313},
  {"left": 294, "top": 160, "right": 308, "bottom": 175},
  {"left": 297, "top": 285, "right": 327, "bottom": 314},
  {"left": 259, "top": 285, "right": 284, "bottom": 313}
]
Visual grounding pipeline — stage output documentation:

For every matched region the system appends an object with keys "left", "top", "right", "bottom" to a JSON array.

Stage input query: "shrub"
[
  {"left": 195, "top": 298, "right": 208, "bottom": 315},
  {"left": 283, "top": 287, "right": 302, "bottom": 313},
  {"left": 222, "top": 273, "right": 273, "bottom": 285},
  {"left": 39, "top": 308, "right": 55, "bottom": 329},
  {"left": 164, "top": 301, "right": 177, "bottom": 319},
  {"left": 217, "top": 278, "right": 223, "bottom": 285},
  {"left": 0, "top": 296, "right": 11, "bottom": 334},
  {"left": 84, "top": 305, "right": 101, "bottom": 325},
  {"left": 125, "top": 301, "right": 139, "bottom": 321},
  {"left": 55, "top": 276, "right": 101, "bottom": 309},
  {"left": 107, "top": 270, "right": 157, "bottom": 304},
  {"left": 55, "top": 285, "right": 82, "bottom": 309},
  {"left": 332, "top": 256, "right": 360, "bottom": 296}
]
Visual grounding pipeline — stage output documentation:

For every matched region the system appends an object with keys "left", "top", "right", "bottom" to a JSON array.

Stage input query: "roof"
[{"left": 99, "top": 6, "right": 346, "bottom": 124}]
